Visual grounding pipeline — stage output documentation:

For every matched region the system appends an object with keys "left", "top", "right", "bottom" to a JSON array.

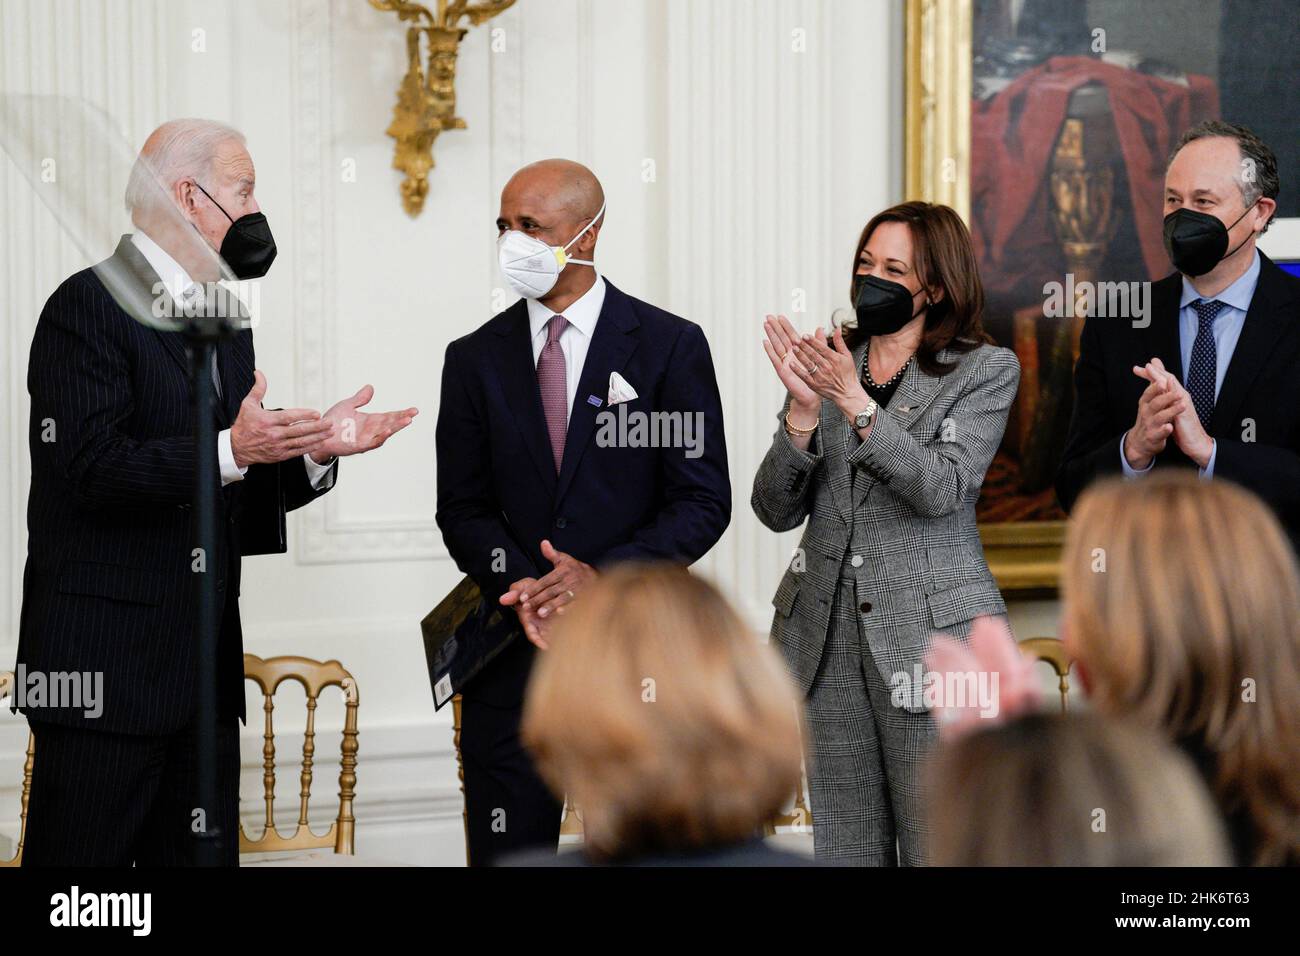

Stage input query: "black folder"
[{"left": 420, "top": 576, "right": 520, "bottom": 709}]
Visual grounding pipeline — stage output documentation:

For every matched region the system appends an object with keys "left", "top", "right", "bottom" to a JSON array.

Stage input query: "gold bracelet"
[{"left": 784, "top": 411, "right": 818, "bottom": 435}]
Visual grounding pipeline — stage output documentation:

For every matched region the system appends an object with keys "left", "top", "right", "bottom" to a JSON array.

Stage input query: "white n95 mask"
[{"left": 497, "top": 201, "right": 605, "bottom": 299}]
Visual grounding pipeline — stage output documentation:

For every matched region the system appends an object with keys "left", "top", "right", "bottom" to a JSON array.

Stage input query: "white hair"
[{"left": 123, "top": 118, "right": 245, "bottom": 216}]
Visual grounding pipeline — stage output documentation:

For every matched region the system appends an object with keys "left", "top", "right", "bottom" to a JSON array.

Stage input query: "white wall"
[{"left": 2, "top": 0, "right": 1056, "bottom": 866}]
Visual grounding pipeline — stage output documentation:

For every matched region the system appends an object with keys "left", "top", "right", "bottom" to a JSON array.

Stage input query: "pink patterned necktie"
[{"left": 537, "top": 314, "right": 569, "bottom": 472}]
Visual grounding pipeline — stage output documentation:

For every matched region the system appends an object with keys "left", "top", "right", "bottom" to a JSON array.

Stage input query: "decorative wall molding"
[
  {"left": 290, "top": 0, "right": 437, "bottom": 565},
  {"left": 2, "top": 0, "right": 172, "bottom": 644}
]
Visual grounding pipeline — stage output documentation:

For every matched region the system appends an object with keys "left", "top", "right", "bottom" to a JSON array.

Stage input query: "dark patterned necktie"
[
  {"left": 537, "top": 314, "right": 569, "bottom": 472},
  {"left": 1186, "top": 299, "right": 1224, "bottom": 429}
]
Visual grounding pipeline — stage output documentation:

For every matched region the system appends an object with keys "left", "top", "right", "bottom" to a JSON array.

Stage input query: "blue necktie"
[{"left": 1186, "top": 299, "right": 1224, "bottom": 429}]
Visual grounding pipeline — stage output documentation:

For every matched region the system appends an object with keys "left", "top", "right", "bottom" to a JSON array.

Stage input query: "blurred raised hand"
[{"left": 924, "top": 615, "right": 1042, "bottom": 741}]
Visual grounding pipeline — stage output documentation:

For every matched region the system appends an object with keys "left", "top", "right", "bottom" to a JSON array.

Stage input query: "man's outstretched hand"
[
  {"left": 231, "top": 370, "right": 335, "bottom": 467},
  {"left": 310, "top": 384, "right": 419, "bottom": 464}
]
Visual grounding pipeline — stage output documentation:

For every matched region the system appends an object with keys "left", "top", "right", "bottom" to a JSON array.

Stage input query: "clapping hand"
[
  {"left": 924, "top": 616, "right": 1042, "bottom": 740},
  {"left": 500, "top": 577, "right": 551, "bottom": 649},
  {"left": 1132, "top": 358, "right": 1213, "bottom": 468},
  {"left": 762, "top": 314, "right": 820, "bottom": 411},
  {"left": 309, "top": 385, "right": 419, "bottom": 464},
  {"left": 498, "top": 541, "right": 598, "bottom": 650},
  {"left": 230, "top": 370, "right": 335, "bottom": 467},
  {"left": 791, "top": 323, "right": 869, "bottom": 417}
]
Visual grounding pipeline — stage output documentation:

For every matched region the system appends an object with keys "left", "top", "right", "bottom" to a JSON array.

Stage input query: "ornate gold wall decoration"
[{"left": 369, "top": 0, "right": 516, "bottom": 216}]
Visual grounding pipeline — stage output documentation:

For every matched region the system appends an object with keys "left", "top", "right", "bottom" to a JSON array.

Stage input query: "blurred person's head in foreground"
[
  {"left": 1061, "top": 471, "right": 1300, "bottom": 865},
  {"left": 928, "top": 712, "right": 1231, "bottom": 866},
  {"left": 521, "top": 563, "right": 805, "bottom": 863}
]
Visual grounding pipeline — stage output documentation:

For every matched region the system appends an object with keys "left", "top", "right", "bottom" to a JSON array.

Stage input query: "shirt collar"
[
  {"left": 1180, "top": 248, "right": 1261, "bottom": 314},
  {"left": 130, "top": 230, "right": 200, "bottom": 303},
  {"left": 526, "top": 274, "right": 606, "bottom": 342}
]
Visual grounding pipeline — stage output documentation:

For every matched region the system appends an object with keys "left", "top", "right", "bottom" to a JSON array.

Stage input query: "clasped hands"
[
  {"left": 499, "top": 539, "right": 597, "bottom": 650},
  {"left": 230, "top": 369, "right": 418, "bottom": 468},
  {"left": 1123, "top": 357, "right": 1213, "bottom": 470}
]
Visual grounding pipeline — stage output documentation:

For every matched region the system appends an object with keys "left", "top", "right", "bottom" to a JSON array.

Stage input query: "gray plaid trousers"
[{"left": 805, "top": 576, "right": 962, "bottom": 865}]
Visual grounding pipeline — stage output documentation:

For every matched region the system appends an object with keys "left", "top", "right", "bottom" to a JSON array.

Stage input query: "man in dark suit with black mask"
[
  {"left": 17, "top": 118, "right": 416, "bottom": 865},
  {"left": 1058, "top": 121, "right": 1300, "bottom": 553},
  {"left": 436, "top": 159, "right": 731, "bottom": 866}
]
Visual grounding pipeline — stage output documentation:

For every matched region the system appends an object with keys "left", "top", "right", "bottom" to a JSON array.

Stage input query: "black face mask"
[
  {"left": 1162, "top": 202, "right": 1257, "bottom": 277},
  {"left": 853, "top": 274, "right": 927, "bottom": 336},
  {"left": 194, "top": 182, "right": 277, "bottom": 279}
]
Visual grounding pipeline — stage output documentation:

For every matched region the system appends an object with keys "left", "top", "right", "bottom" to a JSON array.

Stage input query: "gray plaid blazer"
[{"left": 752, "top": 340, "right": 1020, "bottom": 710}]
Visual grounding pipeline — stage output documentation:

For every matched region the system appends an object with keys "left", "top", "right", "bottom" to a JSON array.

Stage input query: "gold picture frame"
[{"left": 904, "top": 0, "right": 1063, "bottom": 594}]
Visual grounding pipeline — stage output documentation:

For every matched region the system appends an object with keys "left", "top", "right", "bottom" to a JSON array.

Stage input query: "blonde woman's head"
[
  {"left": 928, "top": 712, "right": 1230, "bottom": 866},
  {"left": 521, "top": 563, "right": 804, "bottom": 860},
  {"left": 1060, "top": 472, "right": 1300, "bottom": 864}
]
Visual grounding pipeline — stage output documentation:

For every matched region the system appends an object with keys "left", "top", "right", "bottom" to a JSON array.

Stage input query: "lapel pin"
[{"left": 587, "top": 395, "right": 603, "bottom": 407}]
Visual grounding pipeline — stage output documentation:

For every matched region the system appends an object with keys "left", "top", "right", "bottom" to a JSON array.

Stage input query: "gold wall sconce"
[{"left": 369, "top": 0, "right": 517, "bottom": 216}]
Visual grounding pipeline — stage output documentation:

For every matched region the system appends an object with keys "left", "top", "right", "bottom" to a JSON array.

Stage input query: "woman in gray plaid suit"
[{"left": 753, "top": 202, "right": 1020, "bottom": 865}]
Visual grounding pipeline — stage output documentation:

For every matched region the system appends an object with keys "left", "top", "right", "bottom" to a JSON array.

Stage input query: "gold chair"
[
  {"left": 451, "top": 694, "right": 470, "bottom": 862},
  {"left": 559, "top": 796, "right": 584, "bottom": 838},
  {"left": 239, "top": 654, "right": 359, "bottom": 856},
  {"left": 1020, "top": 636, "right": 1075, "bottom": 713},
  {"left": 0, "top": 672, "right": 34, "bottom": 867},
  {"left": 765, "top": 706, "right": 813, "bottom": 837},
  {"left": 763, "top": 766, "right": 813, "bottom": 837}
]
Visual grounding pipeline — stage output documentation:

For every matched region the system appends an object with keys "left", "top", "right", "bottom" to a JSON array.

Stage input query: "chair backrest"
[
  {"left": 239, "top": 654, "right": 360, "bottom": 855},
  {"left": 1020, "top": 637, "right": 1075, "bottom": 713},
  {"left": 0, "top": 672, "right": 35, "bottom": 867}
]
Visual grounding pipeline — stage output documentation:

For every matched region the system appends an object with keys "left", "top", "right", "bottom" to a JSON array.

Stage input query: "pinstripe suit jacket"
[
  {"left": 752, "top": 340, "right": 1019, "bottom": 710},
  {"left": 16, "top": 236, "right": 335, "bottom": 736}
]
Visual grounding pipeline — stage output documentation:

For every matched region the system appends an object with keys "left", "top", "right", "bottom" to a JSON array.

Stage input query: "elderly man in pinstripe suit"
[
  {"left": 754, "top": 203, "right": 1019, "bottom": 865},
  {"left": 15, "top": 119, "right": 415, "bottom": 866}
]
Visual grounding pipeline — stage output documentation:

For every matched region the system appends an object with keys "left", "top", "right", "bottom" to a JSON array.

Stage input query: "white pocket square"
[{"left": 608, "top": 371, "right": 638, "bottom": 405}]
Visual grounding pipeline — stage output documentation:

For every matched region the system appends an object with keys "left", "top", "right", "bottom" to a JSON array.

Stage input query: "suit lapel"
[
  {"left": 102, "top": 235, "right": 251, "bottom": 428},
  {"left": 820, "top": 337, "right": 867, "bottom": 525},
  {"left": 221, "top": 332, "right": 255, "bottom": 424},
  {"left": 1146, "top": 272, "right": 1185, "bottom": 382},
  {"left": 1209, "top": 254, "right": 1294, "bottom": 437},
  {"left": 103, "top": 236, "right": 193, "bottom": 379},
  {"left": 851, "top": 346, "right": 945, "bottom": 512},
  {"left": 887, "top": 352, "right": 944, "bottom": 430},
  {"left": 490, "top": 303, "right": 558, "bottom": 498},
  {"left": 555, "top": 281, "right": 639, "bottom": 505}
]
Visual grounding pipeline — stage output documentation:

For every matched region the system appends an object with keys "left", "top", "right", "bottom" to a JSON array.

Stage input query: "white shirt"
[
  {"left": 525, "top": 274, "right": 607, "bottom": 422},
  {"left": 129, "top": 231, "right": 335, "bottom": 489}
]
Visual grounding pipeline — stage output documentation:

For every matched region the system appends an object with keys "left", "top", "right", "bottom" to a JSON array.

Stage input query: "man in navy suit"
[
  {"left": 18, "top": 119, "right": 416, "bottom": 866},
  {"left": 435, "top": 159, "right": 731, "bottom": 865}
]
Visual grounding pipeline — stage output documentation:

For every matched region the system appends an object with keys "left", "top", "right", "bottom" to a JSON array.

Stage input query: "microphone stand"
[{"left": 183, "top": 289, "right": 239, "bottom": 867}]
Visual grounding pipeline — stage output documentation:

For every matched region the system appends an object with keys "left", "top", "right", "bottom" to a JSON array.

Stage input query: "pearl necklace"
[{"left": 862, "top": 341, "right": 913, "bottom": 390}]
